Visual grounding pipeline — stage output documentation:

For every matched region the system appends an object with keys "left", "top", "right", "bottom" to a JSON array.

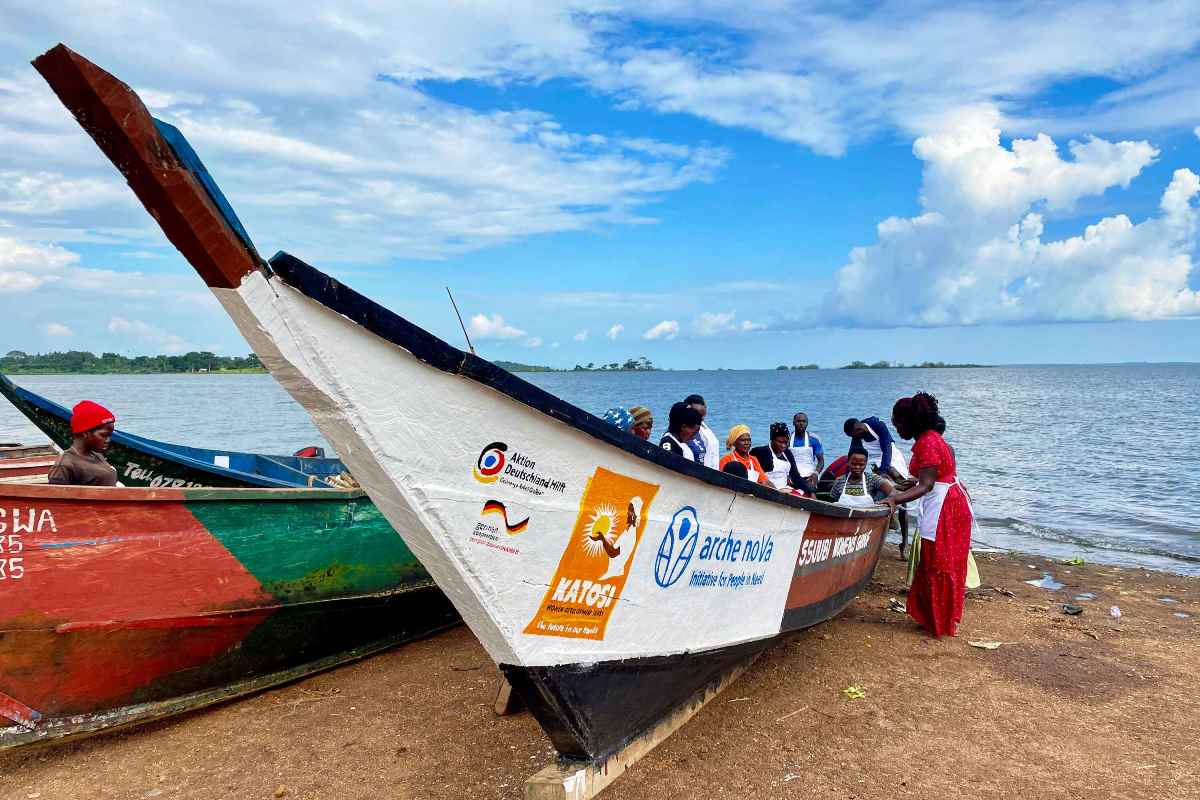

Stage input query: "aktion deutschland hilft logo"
[{"left": 473, "top": 441, "right": 507, "bottom": 483}]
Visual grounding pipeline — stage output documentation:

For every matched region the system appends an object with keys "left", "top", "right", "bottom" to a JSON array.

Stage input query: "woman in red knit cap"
[
  {"left": 47, "top": 400, "right": 118, "bottom": 486},
  {"left": 884, "top": 393, "right": 974, "bottom": 637}
]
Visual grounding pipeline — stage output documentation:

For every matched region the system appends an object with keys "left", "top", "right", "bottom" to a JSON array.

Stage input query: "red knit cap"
[{"left": 70, "top": 400, "right": 115, "bottom": 434}]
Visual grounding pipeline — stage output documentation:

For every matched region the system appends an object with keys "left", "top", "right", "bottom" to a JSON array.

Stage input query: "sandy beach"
[{"left": 2, "top": 550, "right": 1196, "bottom": 800}]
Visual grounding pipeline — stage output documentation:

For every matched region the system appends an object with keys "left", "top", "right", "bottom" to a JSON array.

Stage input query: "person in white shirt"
[{"left": 684, "top": 393, "right": 720, "bottom": 469}]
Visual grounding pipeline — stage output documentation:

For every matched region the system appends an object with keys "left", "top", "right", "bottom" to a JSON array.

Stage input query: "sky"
[{"left": 1, "top": 1, "right": 1199, "bottom": 368}]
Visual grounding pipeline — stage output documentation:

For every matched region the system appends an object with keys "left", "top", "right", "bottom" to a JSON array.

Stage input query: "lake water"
[{"left": 3, "top": 365, "right": 1198, "bottom": 575}]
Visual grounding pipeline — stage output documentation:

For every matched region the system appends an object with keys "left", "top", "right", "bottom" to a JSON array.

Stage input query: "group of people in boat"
[{"left": 602, "top": 390, "right": 975, "bottom": 639}]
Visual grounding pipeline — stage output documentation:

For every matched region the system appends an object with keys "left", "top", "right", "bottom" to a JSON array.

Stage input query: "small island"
[
  {"left": 570, "top": 357, "right": 659, "bottom": 372},
  {"left": 840, "top": 360, "right": 990, "bottom": 369},
  {"left": 490, "top": 357, "right": 660, "bottom": 373},
  {"left": 775, "top": 364, "right": 820, "bottom": 370}
]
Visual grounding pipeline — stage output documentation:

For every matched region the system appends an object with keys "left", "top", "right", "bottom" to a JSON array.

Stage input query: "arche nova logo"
[
  {"left": 471, "top": 440, "right": 567, "bottom": 496},
  {"left": 655, "top": 506, "right": 699, "bottom": 588},
  {"left": 652, "top": 505, "right": 776, "bottom": 591}
]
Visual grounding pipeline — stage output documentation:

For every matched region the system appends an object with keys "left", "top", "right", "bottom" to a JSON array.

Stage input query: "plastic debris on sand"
[
  {"left": 968, "top": 640, "right": 1003, "bottom": 650},
  {"left": 1025, "top": 573, "right": 1064, "bottom": 591}
]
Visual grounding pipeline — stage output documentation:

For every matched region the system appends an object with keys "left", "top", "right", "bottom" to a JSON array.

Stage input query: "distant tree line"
[
  {"left": 774, "top": 364, "right": 820, "bottom": 370},
  {"left": 841, "top": 360, "right": 989, "bottom": 369},
  {"left": 2, "top": 350, "right": 264, "bottom": 374}
]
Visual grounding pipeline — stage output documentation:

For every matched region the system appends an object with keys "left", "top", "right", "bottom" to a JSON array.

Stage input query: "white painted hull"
[{"left": 217, "top": 272, "right": 817, "bottom": 668}]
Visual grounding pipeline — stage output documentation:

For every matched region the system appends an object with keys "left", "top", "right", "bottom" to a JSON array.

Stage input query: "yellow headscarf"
[{"left": 726, "top": 424, "right": 751, "bottom": 450}]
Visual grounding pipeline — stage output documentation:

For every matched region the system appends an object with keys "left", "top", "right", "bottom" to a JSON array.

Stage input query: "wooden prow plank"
[
  {"left": 524, "top": 657, "right": 758, "bottom": 800},
  {"left": 31, "top": 44, "right": 262, "bottom": 289}
]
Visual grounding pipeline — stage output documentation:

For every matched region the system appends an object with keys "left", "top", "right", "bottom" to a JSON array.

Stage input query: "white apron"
[
  {"left": 699, "top": 423, "right": 720, "bottom": 469},
  {"left": 728, "top": 453, "right": 760, "bottom": 483},
  {"left": 836, "top": 472, "right": 875, "bottom": 508},
  {"left": 916, "top": 478, "right": 974, "bottom": 541},
  {"left": 861, "top": 431, "right": 911, "bottom": 480},
  {"left": 764, "top": 450, "right": 792, "bottom": 489},
  {"left": 789, "top": 432, "right": 816, "bottom": 477}
]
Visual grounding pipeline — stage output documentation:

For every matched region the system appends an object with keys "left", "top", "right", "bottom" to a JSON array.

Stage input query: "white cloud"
[
  {"left": 815, "top": 108, "right": 1200, "bottom": 328},
  {"left": 43, "top": 322, "right": 72, "bottom": 337},
  {"left": 0, "top": 236, "right": 79, "bottom": 292},
  {"left": 642, "top": 319, "right": 679, "bottom": 340},
  {"left": 469, "top": 312, "right": 526, "bottom": 339},
  {"left": 1195, "top": 125, "right": 1200, "bottom": 140},
  {"left": 107, "top": 316, "right": 190, "bottom": 353},
  {"left": 691, "top": 311, "right": 765, "bottom": 337},
  {"left": 573, "top": 329, "right": 588, "bottom": 342},
  {"left": 524, "top": 336, "right": 543, "bottom": 348},
  {"left": 606, "top": 323, "right": 624, "bottom": 340}
]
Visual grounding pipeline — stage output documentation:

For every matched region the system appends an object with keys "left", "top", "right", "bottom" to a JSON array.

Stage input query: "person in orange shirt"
[{"left": 718, "top": 424, "right": 770, "bottom": 485}]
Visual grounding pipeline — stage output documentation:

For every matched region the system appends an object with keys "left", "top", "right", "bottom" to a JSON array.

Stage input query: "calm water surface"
[{"left": 3, "top": 365, "right": 1197, "bottom": 574}]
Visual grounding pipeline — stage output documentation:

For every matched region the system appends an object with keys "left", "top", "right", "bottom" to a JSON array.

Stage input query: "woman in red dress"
[{"left": 884, "top": 393, "right": 974, "bottom": 637}]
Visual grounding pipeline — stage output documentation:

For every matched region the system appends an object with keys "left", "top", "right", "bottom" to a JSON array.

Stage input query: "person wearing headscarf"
[
  {"left": 601, "top": 406, "right": 635, "bottom": 433},
  {"left": 885, "top": 392, "right": 975, "bottom": 638},
  {"left": 719, "top": 425, "right": 769, "bottom": 485},
  {"left": 683, "top": 394, "right": 719, "bottom": 469},
  {"left": 629, "top": 406, "right": 654, "bottom": 441},
  {"left": 47, "top": 400, "right": 119, "bottom": 486},
  {"left": 751, "top": 422, "right": 805, "bottom": 492},
  {"left": 660, "top": 402, "right": 702, "bottom": 460}
]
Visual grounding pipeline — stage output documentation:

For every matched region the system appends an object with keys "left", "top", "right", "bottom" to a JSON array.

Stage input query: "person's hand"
[{"left": 882, "top": 496, "right": 898, "bottom": 512}]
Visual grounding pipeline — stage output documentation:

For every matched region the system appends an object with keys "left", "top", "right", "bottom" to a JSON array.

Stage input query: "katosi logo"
[{"left": 473, "top": 441, "right": 507, "bottom": 483}]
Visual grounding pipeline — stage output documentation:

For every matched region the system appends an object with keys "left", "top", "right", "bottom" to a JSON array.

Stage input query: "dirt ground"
[{"left": 3, "top": 550, "right": 1197, "bottom": 800}]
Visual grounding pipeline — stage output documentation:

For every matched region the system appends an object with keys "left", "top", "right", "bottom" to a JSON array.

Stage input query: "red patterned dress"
[{"left": 905, "top": 429, "right": 974, "bottom": 637}]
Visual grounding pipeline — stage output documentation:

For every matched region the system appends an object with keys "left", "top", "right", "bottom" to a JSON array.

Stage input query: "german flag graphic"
[{"left": 481, "top": 500, "right": 529, "bottom": 534}]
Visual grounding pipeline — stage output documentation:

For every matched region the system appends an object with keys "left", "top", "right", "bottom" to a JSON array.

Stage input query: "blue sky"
[{"left": 1, "top": 2, "right": 1199, "bottom": 368}]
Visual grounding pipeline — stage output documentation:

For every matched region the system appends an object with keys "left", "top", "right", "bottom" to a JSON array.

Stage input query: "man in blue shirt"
[
  {"left": 789, "top": 412, "right": 824, "bottom": 494},
  {"left": 844, "top": 415, "right": 912, "bottom": 556},
  {"left": 843, "top": 416, "right": 909, "bottom": 481}
]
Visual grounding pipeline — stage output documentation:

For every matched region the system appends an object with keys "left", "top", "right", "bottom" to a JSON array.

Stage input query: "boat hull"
[
  {"left": 34, "top": 43, "right": 893, "bottom": 765},
  {"left": 0, "top": 484, "right": 458, "bottom": 748}
]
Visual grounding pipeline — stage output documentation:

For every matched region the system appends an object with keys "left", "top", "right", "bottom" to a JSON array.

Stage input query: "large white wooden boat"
[{"left": 35, "top": 43, "right": 891, "bottom": 777}]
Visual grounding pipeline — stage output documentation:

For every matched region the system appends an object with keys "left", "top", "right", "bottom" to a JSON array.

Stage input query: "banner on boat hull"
[{"left": 524, "top": 467, "right": 659, "bottom": 640}]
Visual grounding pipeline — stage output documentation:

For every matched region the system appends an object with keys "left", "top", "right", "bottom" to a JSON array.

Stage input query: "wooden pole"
[{"left": 445, "top": 287, "right": 476, "bottom": 355}]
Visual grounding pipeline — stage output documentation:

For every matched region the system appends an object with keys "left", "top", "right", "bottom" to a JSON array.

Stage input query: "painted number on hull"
[
  {"left": 123, "top": 461, "right": 203, "bottom": 488},
  {"left": 0, "top": 506, "right": 57, "bottom": 581}
]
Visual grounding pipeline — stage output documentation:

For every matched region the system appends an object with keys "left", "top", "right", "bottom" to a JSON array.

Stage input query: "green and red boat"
[{"left": 0, "top": 482, "right": 458, "bottom": 748}]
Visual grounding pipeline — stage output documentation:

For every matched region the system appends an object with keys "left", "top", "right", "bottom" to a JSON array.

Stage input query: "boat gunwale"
[{"left": 0, "top": 482, "right": 366, "bottom": 503}]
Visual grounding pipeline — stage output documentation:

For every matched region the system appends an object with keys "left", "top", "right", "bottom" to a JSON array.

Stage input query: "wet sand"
[{"left": 3, "top": 551, "right": 1197, "bottom": 800}]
